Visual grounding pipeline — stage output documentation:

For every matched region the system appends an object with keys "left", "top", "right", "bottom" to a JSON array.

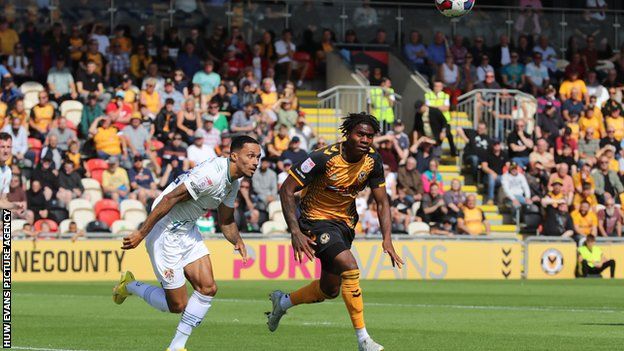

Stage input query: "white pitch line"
[
  {"left": 16, "top": 292, "right": 623, "bottom": 314},
  {"left": 12, "top": 347, "right": 93, "bottom": 351}
]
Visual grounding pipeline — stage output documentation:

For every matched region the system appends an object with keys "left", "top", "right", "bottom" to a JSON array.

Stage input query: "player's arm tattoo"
[
  {"left": 138, "top": 183, "right": 191, "bottom": 237},
  {"left": 279, "top": 176, "right": 303, "bottom": 235},
  {"left": 217, "top": 203, "right": 242, "bottom": 246}
]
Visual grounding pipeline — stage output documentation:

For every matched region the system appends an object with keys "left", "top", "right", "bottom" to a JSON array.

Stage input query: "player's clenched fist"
[{"left": 122, "top": 230, "right": 145, "bottom": 250}]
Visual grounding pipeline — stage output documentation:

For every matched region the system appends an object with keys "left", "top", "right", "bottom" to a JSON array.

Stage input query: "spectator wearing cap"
[
  {"left": 106, "top": 91, "right": 133, "bottom": 130},
  {"left": 501, "top": 161, "right": 532, "bottom": 216},
  {"left": 573, "top": 182, "right": 599, "bottom": 211},
  {"left": 128, "top": 155, "right": 160, "bottom": 206},
  {"left": 481, "top": 138, "right": 509, "bottom": 204},
  {"left": 279, "top": 136, "right": 308, "bottom": 167},
  {"left": 507, "top": 119, "right": 534, "bottom": 169},
  {"left": 548, "top": 163, "right": 574, "bottom": 203},
  {"left": 89, "top": 115, "right": 126, "bottom": 159},
  {"left": 289, "top": 115, "right": 314, "bottom": 152},
  {"left": 102, "top": 156, "right": 130, "bottom": 202},
  {"left": 529, "top": 138, "right": 555, "bottom": 173},
  {"left": 47, "top": 56, "right": 77, "bottom": 103},
  {"left": 187, "top": 130, "right": 216, "bottom": 167},
  {"left": 457, "top": 194, "right": 490, "bottom": 236},
  {"left": 28, "top": 90, "right": 57, "bottom": 141},
  {"left": 592, "top": 155, "right": 624, "bottom": 203},
  {"left": 413, "top": 100, "right": 456, "bottom": 157},
  {"left": 578, "top": 234, "right": 617, "bottom": 278},
  {"left": 252, "top": 158, "right": 278, "bottom": 212},
  {"left": 122, "top": 113, "right": 152, "bottom": 159},
  {"left": 192, "top": 60, "right": 221, "bottom": 95},
  {"left": 176, "top": 41, "right": 202, "bottom": 78},
  {"left": 524, "top": 51, "right": 550, "bottom": 96},
  {"left": 79, "top": 93, "right": 104, "bottom": 138},
  {"left": 159, "top": 78, "right": 185, "bottom": 112},
  {"left": 106, "top": 41, "right": 130, "bottom": 87}
]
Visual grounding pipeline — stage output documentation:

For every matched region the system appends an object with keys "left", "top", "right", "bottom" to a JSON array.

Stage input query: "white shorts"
[{"left": 144, "top": 216, "right": 210, "bottom": 289}]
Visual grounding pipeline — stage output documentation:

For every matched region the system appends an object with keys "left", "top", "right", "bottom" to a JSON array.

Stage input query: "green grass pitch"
[{"left": 12, "top": 280, "right": 624, "bottom": 350}]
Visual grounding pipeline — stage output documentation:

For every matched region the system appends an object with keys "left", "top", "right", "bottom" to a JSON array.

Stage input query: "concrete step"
[
  {"left": 439, "top": 165, "right": 459, "bottom": 173},
  {"left": 301, "top": 108, "right": 337, "bottom": 115},
  {"left": 298, "top": 99, "right": 319, "bottom": 107},
  {"left": 441, "top": 174, "right": 464, "bottom": 183},
  {"left": 479, "top": 205, "right": 499, "bottom": 213},
  {"left": 443, "top": 184, "right": 477, "bottom": 192},
  {"left": 305, "top": 116, "right": 340, "bottom": 124}
]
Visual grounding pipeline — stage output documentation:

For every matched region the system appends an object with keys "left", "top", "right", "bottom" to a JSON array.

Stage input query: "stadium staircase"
[
  {"left": 442, "top": 111, "right": 518, "bottom": 238},
  {"left": 298, "top": 89, "right": 341, "bottom": 142}
]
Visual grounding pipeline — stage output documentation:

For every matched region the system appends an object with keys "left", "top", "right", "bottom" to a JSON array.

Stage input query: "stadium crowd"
[{"left": 1, "top": 0, "right": 623, "bottom": 243}]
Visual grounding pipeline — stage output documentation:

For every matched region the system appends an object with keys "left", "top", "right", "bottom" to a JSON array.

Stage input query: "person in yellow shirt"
[
  {"left": 101, "top": 156, "right": 130, "bottom": 202},
  {"left": 28, "top": 91, "right": 56, "bottom": 139},
  {"left": 573, "top": 162, "right": 595, "bottom": 194},
  {"left": 559, "top": 70, "right": 589, "bottom": 103},
  {"left": 88, "top": 116, "right": 125, "bottom": 158},
  {"left": 571, "top": 201, "right": 598, "bottom": 237},
  {"left": 111, "top": 26, "right": 132, "bottom": 53},
  {"left": 140, "top": 79, "right": 161, "bottom": 116},
  {"left": 0, "top": 20, "right": 19, "bottom": 55},
  {"left": 267, "top": 124, "right": 290, "bottom": 158},
  {"left": 577, "top": 234, "right": 616, "bottom": 278},
  {"left": 579, "top": 107, "right": 604, "bottom": 139},
  {"left": 572, "top": 183, "right": 598, "bottom": 211},
  {"left": 457, "top": 194, "right": 490, "bottom": 235},
  {"left": 604, "top": 109, "right": 624, "bottom": 141},
  {"left": 130, "top": 44, "right": 152, "bottom": 80}
]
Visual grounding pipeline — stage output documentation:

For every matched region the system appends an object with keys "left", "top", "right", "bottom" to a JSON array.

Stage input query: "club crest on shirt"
[
  {"left": 163, "top": 268, "right": 175, "bottom": 282},
  {"left": 191, "top": 178, "right": 213, "bottom": 193},
  {"left": 319, "top": 233, "right": 330, "bottom": 244},
  {"left": 301, "top": 158, "right": 315, "bottom": 173},
  {"left": 358, "top": 171, "right": 368, "bottom": 183}
]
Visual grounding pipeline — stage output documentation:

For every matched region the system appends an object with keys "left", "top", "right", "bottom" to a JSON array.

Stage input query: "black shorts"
[{"left": 298, "top": 218, "right": 355, "bottom": 267}]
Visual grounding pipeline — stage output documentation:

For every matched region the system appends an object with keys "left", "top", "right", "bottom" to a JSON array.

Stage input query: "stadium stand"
[{"left": 4, "top": 0, "right": 624, "bottom": 243}]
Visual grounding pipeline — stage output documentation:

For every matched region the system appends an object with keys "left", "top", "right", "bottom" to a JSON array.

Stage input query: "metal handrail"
[{"left": 318, "top": 85, "right": 403, "bottom": 100}]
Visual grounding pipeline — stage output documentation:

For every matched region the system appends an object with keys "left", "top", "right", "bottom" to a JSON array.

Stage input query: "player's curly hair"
[{"left": 339, "top": 112, "right": 380, "bottom": 137}]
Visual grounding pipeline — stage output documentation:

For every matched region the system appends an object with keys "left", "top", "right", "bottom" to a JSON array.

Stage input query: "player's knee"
[
  {"left": 168, "top": 301, "right": 187, "bottom": 314},
  {"left": 197, "top": 283, "right": 218, "bottom": 297},
  {"left": 325, "top": 287, "right": 340, "bottom": 299}
]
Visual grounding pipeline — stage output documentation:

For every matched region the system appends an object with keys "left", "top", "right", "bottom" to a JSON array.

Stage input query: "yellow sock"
[
  {"left": 341, "top": 269, "right": 365, "bottom": 329},
  {"left": 290, "top": 280, "right": 330, "bottom": 305}
]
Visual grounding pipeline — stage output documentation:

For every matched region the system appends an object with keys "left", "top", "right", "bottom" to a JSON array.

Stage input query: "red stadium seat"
[
  {"left": 90, "top": 169, "right": 105, "bottom": 184},
  {"left": 28, "top": 137, "right": 42, "bottom": 163},
  {"left": 95, "top": 199, "right": 119, "bottom": 216},
  {"left": 293, "top": 51, "right": 315, "bottom": 80},
  {"left": 151, "top": 140, "right": 164, "bottom": 151},
  {"left": 34, "top": 219, "right": 59, "bottom": 233},
  {"left": 86, "top": 158, "right": 109, "bottom": 172},
  {"left": 98, "top": 209, "right": 121, "bottom": 228}
]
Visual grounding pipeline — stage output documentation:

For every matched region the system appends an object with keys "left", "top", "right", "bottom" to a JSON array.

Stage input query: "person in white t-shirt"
[
  {"left": 114, "top": 136, "right": 261, "bottom": 351},
  {"left": 0, "top": 133, "right": 22, "bottom": 212},
  {"left": 274, "top": 29, "right": 309, "bottom": 87}
]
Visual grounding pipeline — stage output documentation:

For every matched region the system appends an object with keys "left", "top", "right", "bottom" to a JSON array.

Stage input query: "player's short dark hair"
[
  {"left": 0, "top": 132, "right": 12, "bottom": 142},
  {"left": 231, "top": 135, "right": 260, "bottom": 152},
  {"left": 339, "top": 112, "right": 380, "bottom": 137}
]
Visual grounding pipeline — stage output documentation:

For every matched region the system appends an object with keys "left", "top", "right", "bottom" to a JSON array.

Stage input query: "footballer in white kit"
[
  {"left": 0, "top": 132, "right": 24, "bottom": 211},
  {"left": 113, "top": 135, "right": 261, "bottom": 351}
]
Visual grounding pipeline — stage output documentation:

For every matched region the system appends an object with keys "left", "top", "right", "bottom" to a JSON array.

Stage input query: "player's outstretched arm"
[
  {"left": 372, "top": 186, "right": 404, "bottom": 269},
  {"left": 217, "top": 203, "right": 247, "bottom": 264},
  {"left": 121, "top": 182, "right": 191, "bottom": 250},
  {"left": 279, "top": 176, "right": 316, "bottom": 263}
]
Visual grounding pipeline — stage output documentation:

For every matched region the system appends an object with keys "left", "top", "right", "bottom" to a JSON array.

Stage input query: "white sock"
[
  {"left": 169, "top": 291, "right": 213, "bottom": 351},
  {"left": 126, "top": 281, "right": 169, "bottom": 312},
  {"left": 356, "top": 327, "right": 370, "bottom": 343},
  {"left": 279, "top": 293, "right": 293, "bottom": 310}
]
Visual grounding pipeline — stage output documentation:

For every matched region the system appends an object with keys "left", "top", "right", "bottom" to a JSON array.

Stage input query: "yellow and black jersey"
[{"left": 288, "top": 142, "right": 386, "bottom": 229}]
